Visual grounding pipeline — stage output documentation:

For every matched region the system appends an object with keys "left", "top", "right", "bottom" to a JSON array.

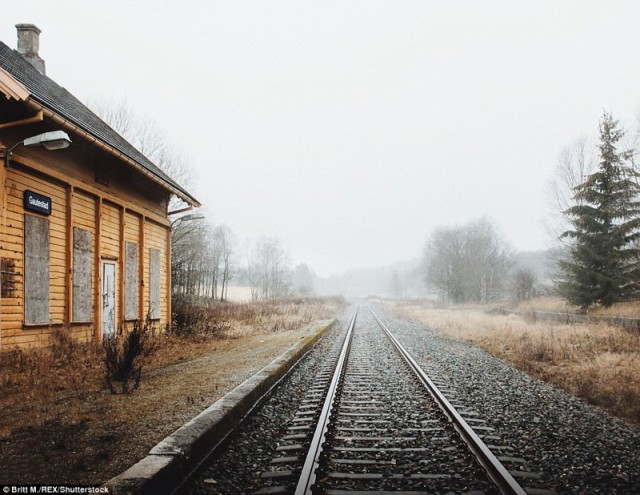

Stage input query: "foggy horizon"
[{"left": 4, "top": 1, "right": 640, "bottom": 277}]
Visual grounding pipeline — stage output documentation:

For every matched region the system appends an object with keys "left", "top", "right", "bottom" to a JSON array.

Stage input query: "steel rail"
[
  {"left": 294, "top": 307, "right": 358, "bottom": 495},
  {"left": 370, "top": 309, "right": 528, "bottom": 495}
]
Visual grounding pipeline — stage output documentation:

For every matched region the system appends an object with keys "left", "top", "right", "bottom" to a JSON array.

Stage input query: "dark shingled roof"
[{"left": 0, "top": 40, "right": 199, "bottom": 206}]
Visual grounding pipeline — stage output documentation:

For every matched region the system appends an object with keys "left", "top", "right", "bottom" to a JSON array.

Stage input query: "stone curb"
[{"left": 103, "top": 318, "right": 336, "bottom": 494}]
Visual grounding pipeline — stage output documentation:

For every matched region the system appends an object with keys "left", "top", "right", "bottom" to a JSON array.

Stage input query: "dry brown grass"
[
  {"left": 172, "top": 296, "right": 343, "bottom": 338},
  {"left": 512, "top": 295, "right": 640, "bottom": 318},
  {"left": 512, "top": 295, "right": 580, "bottom": 314},
  {"left": 384, "top": 299, "right": 640, "bottom": 424},
  {"left": 0, "top": 297, "right": 343, "bottom": 484}
]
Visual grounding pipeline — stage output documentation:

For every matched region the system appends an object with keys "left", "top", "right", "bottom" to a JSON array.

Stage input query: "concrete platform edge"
[{"left": 103, "top": 318, "right": 336, "bottom": 495}]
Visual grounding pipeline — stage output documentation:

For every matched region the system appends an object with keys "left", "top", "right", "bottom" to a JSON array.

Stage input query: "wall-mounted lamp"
[{"left": 5, "top": 130, "right": 72, "bottom": 167}]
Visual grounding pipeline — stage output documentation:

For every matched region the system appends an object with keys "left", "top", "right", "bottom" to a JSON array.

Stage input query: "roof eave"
[
  {"left": 25, "top": 97, "right": 201, "bottom": 208},
  {"left": 0, "top": 66, "right": 200, "bottom": 208},
  {"left": 0, "top": 65, "right": 29, "bottom": 100}
]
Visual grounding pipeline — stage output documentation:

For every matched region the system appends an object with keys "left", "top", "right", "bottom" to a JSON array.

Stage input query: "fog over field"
[{"left": 4, "top": 1, "right": 640, "bottom": 278}]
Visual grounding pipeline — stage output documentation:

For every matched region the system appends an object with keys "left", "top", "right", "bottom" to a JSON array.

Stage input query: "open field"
[
  {"left": 0, "top": 297, "right": 343, "bottom": 485},
  {"left": 383, "top": 297, "right": 640, "bottom": 424}
]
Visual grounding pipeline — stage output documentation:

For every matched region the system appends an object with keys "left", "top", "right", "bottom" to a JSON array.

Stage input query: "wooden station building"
[{"left": 0, "top": 25, "right": 199, "bottom": 350}]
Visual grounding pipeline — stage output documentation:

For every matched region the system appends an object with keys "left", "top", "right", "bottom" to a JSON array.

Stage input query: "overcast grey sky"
[{"left": 4, "top": 1, "right": 640, "bottom": 276}]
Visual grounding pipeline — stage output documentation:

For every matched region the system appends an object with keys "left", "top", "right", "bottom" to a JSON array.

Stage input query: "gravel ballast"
[
  {"left": 189, "top": 304, "right": 640, "bottom": 494},
  {"left": 376, "top": 304, "right": 640, "bottom": 494}
]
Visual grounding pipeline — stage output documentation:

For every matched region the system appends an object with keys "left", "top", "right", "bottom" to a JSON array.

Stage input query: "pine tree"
[{"left": 559, "top": 112, "right": 640, "bottom": 308}]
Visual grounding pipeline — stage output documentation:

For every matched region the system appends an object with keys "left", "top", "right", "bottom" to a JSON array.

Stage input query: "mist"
[{"left": 4, "top": 1, "right": 640, "bottom": 285}]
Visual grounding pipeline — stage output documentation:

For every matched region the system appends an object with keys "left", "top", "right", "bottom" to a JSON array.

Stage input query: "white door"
[{"left": 102, "top": 262, "right": 116, "bottom": 337}]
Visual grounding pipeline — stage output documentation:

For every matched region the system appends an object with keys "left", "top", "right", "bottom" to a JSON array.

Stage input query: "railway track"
[{"left": 253, "top": 307, "right": 532, "bottom": 495}]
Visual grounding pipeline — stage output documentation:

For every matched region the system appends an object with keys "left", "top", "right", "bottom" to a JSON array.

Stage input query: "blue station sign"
[{"left": 23, "top": 190, "right": 52, "bottom": 215}]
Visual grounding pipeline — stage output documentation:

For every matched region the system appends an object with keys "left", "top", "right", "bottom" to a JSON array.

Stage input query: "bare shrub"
[{"left": 103, "top": 319, "right": 154, "bottom": 394}]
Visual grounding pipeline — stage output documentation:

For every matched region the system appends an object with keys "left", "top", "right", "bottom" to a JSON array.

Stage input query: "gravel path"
[{"left": 189, "top": 303, "right": 640, "bottom": 494}]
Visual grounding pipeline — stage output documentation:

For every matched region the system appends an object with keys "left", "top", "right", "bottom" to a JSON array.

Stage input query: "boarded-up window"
[
  {"left": 149, "top": 248, "right": 160, "bottom": 320},
  {"left": 72, "top": 228, "right": 92, "bottom": 322},
  {"left": 24, "top": 214, "right": 49, "bottom": 324},
  {"left": 125, "top": 241, "right": 139, "bottom": 320}
]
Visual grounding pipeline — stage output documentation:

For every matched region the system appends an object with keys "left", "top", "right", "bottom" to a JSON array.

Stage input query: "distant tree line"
[
  {"left": 92, "top": 98, "right": 314, "bottom": 303},
  {"left": 173, "top": 225, "right": 315, "bottom": 302},
  {"left": 171, "top": 217, "right": 235, "bottom": 300}
]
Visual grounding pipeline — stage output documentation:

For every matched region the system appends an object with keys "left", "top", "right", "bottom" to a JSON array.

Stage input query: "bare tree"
[
  {"left": 424, "top": 218, "right": 512, "bottom": 304},
  {"left": 170, "top": 215, "right": 207, "bottom": 298},
  {"left": 292, "top": 263, "right": 315, "bottom": 296},
  {"left": 169, "top": 215, "right": 237, "bottom": 301},
  {"left": 248, "top": 237, "right": 291, "bottom": 300},
  {"left": 511, "top": 267, "right": 537, "bottom": 302},
  {"left": 215, "top": 225, "right": 236, "bottom": 301},
  {"left": 463, "top": 218, "right": 513, "bottom": 304},
  {"left": 246, "top": 252, "right": 261, "bottom": 302},
  {"left": 425, "top": 226, "right": 466, "bottom": 303},
  {"left": 389, "top": 270, "right": 402, "bottom": 299},
  {"left": 544, "top": 137, "right": 596, "bottom": 243}
]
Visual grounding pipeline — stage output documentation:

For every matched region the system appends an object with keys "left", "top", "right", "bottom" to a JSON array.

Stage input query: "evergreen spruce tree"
[{"left": 559, "top": 112, "right": 640, "bottom": 308}]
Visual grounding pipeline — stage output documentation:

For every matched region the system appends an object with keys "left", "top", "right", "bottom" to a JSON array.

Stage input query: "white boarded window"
[
  {"left": 72, "top": 228, "right": 93, "bottom": 322},
  {"left": 149, "top": 248, "right": 160, "bottom": 320},
  {"left": 125, "top": 241, "right": 139, "bottom": 320},
  {"left": 24, "top": 214, "right": 49, "bottom": 324}
]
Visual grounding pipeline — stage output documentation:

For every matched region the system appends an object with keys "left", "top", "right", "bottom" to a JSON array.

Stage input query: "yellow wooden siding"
[
  {"left": 2, "top": 168, "right": 66, "bottom": 345},
  {"left": 1, "top": 165, "right": 172, "bottom": 350},
  {"left": 100, "top": 202, "right": 120, "bottom": 259},
  {"left": 73, "top": 192, "right": 96, "bottom": 232},
  {"left": 68, "top": 324, "right": 94, "bottom": 344},
  {"left": 124, "top": 211, "right": 140, "bottom": 244}
]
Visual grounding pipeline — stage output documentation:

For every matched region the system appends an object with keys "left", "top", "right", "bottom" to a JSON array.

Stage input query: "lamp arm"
[{"left": 4, "top": 140, "right": 25, "bottom": 168}]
